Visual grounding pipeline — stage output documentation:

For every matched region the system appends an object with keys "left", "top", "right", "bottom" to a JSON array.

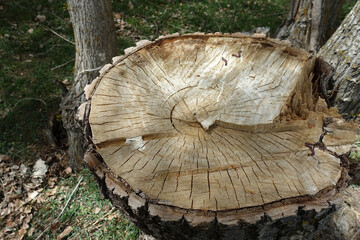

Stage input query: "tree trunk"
[
  {"left": 319, "top": 1, "right": 360, "bottom": 119},
  {"left": 276, "top": 0, "right": 344, "bottom": 52},
  {"left": 82, "top": 33, "right": 358, "bottom": 239},
  {"left": 61, "top": 0, "right": 117, "bottom": 170}
]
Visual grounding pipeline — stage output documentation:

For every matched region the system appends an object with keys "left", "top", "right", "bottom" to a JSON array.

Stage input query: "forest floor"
[{"left": 0, "top": 0, "right": 359, "bottom": 239}]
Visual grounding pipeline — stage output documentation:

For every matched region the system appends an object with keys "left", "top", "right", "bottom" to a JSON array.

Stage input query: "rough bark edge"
[{"left": 83, "top": 148, "right": 350, "bottom": 240}]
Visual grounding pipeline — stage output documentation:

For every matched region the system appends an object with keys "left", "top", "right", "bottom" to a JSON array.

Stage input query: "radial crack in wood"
[{"left": 84, "top": 34, "right": 357, "bottom": 238}]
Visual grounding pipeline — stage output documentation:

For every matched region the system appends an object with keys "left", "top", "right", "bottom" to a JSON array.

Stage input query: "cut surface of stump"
[{"left": 84, "top": 34, "right": 357, "bottom": 233}]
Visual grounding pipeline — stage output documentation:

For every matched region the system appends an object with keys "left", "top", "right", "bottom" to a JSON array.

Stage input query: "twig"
[
  {"left": 48, "top": 28, "right": 75, "bottom": 45},
  {"left": 12, "top": 98, "right": 47, "bottom": 110},
  {"left": 74, "top": 66, "right": 103, "bottom": 81},
  {"left": 351, "top": 228, "right": 360, "bottom": 240},
  {"left": 37, "top": 44, "right": 67, "bottom": 56},
  {"left": 51, "top": 59, "right": 74, "bottom": 71},
  {"left": 35, "top": 176, "right": 83, "bottom": 240},
  {"left": 88, "top": 208, "right": 116, "bottom": 228}
]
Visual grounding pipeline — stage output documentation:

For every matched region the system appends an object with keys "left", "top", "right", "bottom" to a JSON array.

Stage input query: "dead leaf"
[
  {"left": 23, "top": 205, "right": 32, "bottom": 214},
  {"left": 50, "top": 221, "right": 61, "bottom": 232},
  {"left": 18, "top": 225, "right": 27, "bottom": 239},
  {"left": 27, "top": 191, "right": 39, "bottom": 202},
  {"left": 36, "top": 15, "right": 46, "bottom": 22},
  {"left": 6, "top": 221, "right": 16, "bottom": 228},
  {"left": 46, "top": 186, "right": 58, "bottom": 197},
  {"left": 32, "top": 159, "right": 48, "bottom": 178},
  {"left": 24, "top": 214, "right": 33, "bottom": 224},
  {"left": 94, "top": 207, "right": 101, "bottom": 214},
  {"left": 36, "top": 194, "right": 45, "bottom": 203},
  {"left": 0, "top": 154, "right": 10, "bottom": 162},
  {"left": 48, "top": 178, "right": 57, "bottom": 188},
  {"left": 62, "top": 79, "right": 70, "bottom": 85},
  {"left": 128, "top": 1, "right": 134, "bottom": 9},
  {"left": 20, "top": 164, "right": 27, "bottom": 174},
  {"left": 115, "top": 13, "right": 121, "bottom": 19},
  {"left": 63, "top": 167, "right": 72, "bottom": 175},
  {"left": 57, "top": 226, "right": 73, "bottom": 240},
  {"left": 27, "top": 227, "right": 35, "bottom": 236}
]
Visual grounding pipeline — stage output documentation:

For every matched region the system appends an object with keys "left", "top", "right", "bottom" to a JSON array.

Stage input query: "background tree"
[
  {"left": 276, "top": 0, "right": 360, "bottom": 119},
  {"left": 276, "top": 0, "right": 344, "bottom": 52},
  {"left": 319, "top": 0, "right": 360, "bottom": 119},
  {"left": 62, "top": 0, "right": 117, "bottom": 170}
]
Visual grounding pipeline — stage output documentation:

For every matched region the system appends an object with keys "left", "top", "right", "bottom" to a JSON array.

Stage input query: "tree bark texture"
[
  {"left": 82, "top": 33, "right": 358, "bottom": 239},
  {"left": 86, "top": 152, "right": 359, "bottom": 240},
  {"left": 61, "top": 0, "right": 117, "bottom": 170},
  {"left": 319, "top": 0, "right": 360, "bottom": 119},
  {"left": 276, "top": 0, "right": 344, "bottom": 52}
]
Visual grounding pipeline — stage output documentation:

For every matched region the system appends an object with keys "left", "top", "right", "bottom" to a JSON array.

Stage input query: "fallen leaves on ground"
[{"left": 0, "top": 150, "right": 67, "bottom": 239}]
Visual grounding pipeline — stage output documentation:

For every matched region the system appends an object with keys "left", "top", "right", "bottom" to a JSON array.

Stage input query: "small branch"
[
  {"left": 74, "top": 66, "right": 103, "bottom": 81},
  {"left": 87, "top": 208, "right": 116, "bottom": 228},
  {"left": 51, "top": 59, "right": 74, "bottom": 71},
  {"left": 351, "top": 228, "right": 360, "bottom": 240},
  {"left": 35, "top": 176, "right": 83, "bottom": 240},
  {"left": 12, "top": 98, "right": 47, "bottom": 110},
  {"left": 77, "top": 67, "right": 103, "bottom": 76},
  {"left": 47, "top": 28, "right": 75, "bottom": 45}
]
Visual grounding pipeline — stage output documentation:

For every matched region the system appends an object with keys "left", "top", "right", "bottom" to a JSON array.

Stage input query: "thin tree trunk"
[
  {"left": 276, "top": 0, "right": 344, "bottom": 52},
  {"left": 319, "top": 1, "right": 360, "bottom": 119},
  {"left": 61, "top": 0, "right": 117, "bottom": 170}
]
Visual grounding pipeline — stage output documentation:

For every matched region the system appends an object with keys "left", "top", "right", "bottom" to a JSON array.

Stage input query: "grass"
[
  {"left": 0, "top": 0, "right": 74, "bottom": 158},
  {"left": 27, "top": 169, "right": 139, "bottom": 239},
  {"left": 350, "top": 137, "right": 360, "bottom": 163},
  {"left": 112, "top": 0, "right": 290, "bottom": 39}
]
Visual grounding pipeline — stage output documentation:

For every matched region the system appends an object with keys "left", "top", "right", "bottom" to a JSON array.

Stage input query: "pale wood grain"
[{"left": 88, "top": 35, "right": 356, "bottom": 211}]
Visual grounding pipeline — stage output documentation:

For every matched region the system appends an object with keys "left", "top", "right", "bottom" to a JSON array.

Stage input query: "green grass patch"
[
  {"left": 349, "top": 137, "right": 360, "bottom": 163},
  {"left": 113, "top": 0, "right": 290, "bottom": 39},
  {"left": 0, "top": 0, "right": 74, "bottom": 158},
  {"left": 28, "top": 169, "right": 139, "bottom": 239}
]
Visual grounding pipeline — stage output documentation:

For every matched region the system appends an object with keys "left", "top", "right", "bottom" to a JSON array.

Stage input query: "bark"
[
  {"left": 85, "top": 151, "right": 355, "bottom": 240},
  {"left": 82, "top": 33, "right": 358, "bottom": 239},
  {"left": 61, "top": 0, "right": 117, "bottom": 170},
  {"left": 276, "top": 0, "right": 344, "bottom": 52},
  {"left": 319, "top": 1, "right": 360, "bottom": 119}
]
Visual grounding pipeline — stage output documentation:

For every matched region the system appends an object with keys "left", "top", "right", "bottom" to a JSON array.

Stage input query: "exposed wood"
[
  {"left": 319, "top": 0, "right": 360, "bottom": 119},
  {"left": 276, "top": 0, "right": 344, "bottom": 52},
  {"left": 84, "top": 33, "right": 357, "bottom": 239},
  {"left": 61, "top": 0, "right": 117, "bottom": 170}
]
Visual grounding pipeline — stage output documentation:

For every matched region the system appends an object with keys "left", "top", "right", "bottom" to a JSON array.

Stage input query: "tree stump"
[{"left": 82, "top": 33, "right": 357, "bottom": 239}]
